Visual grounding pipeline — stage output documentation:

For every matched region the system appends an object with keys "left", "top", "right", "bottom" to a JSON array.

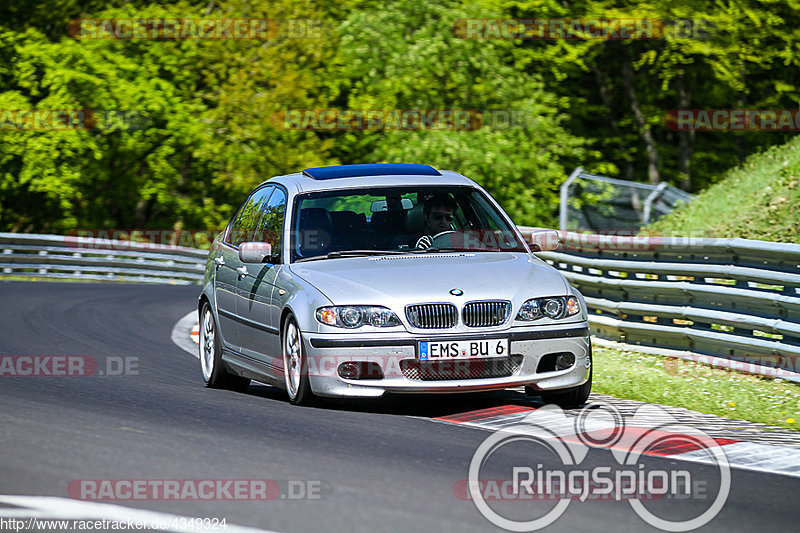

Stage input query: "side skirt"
[{"left": 222, "top": 347, "right": 284, "bottom": 388}]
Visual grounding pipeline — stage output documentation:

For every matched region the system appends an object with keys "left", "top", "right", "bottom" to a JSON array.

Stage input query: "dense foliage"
[
  {"left": 1, "top": 0, "right": 797, "bottom": 234},
  {"left": 649, "top": 135, "right": 800, "bottom": 242}
]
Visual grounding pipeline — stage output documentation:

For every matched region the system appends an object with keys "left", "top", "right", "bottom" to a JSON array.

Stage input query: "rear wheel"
[
  {"left": 200, "top": 302, "right": 251, "bottom": 392},
  {"left": 283, "top": 316, "right": 314, "bottom": 406}
]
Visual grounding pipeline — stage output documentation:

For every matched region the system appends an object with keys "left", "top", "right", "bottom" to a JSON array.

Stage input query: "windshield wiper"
[
  {"left": 295, "top": 250, "right": 406, "bottom": 262},
  {"left": 405, "top": 247, "right": 468, "bottom": 253},
  {"left": 405, "top": 246, "right": 526, "bottom": 254},
  {"left": 327, "top": 250, "right": 407, "bottom": 258}
]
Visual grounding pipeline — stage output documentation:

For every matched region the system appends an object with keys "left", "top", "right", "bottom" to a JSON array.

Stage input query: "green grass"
[
  {"left": 648, "top": 135, "right": 800, "bottom": 242},
  {"left": 593, "top": 345, "right": 800, "bottom": 431},
  {"left": 625, "top": 137, "right": 800, "bottom": 428}
]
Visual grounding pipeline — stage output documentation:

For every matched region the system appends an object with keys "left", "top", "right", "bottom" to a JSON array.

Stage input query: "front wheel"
[
  {"left": 282, "top": 317, "right": 314, "bottom": 406},
  {"left": 200, "top": 302, "right": 250, "bottom": 392},
  {"left": 527, "top": 345, "right": 592, "bottom": 408},
  {"left": 528, "top": 369, "right": 592, "bottom": 408}
]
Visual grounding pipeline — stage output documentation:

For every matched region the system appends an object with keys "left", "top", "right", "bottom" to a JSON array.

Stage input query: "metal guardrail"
[
  {"left": 519, "top": 227, "right": 800, "bottom": 381},
  {"left": 0, "top": 233, "right": 207, "bottom": 285},
  {"left": 4, "top": 230, "right": 799, "bottom": 380}
]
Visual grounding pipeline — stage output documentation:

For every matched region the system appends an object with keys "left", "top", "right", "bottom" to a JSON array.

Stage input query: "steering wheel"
[
  {"left": 431, "top": 230, "right": 457, "bottom": 244},
  {"left": 417, "top": 230, "right": 457, "bottom": 249}
]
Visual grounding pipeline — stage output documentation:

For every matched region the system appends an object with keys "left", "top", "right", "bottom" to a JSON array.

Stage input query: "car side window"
[
  {"left": 223, "top": 200, "right": 247, "bottom": 245},
  {"left": 258, "top": 187, "right": 286, "bottom": 257},
  {"left": 228, "top": 186, "right": 274, "bottom": 248}
]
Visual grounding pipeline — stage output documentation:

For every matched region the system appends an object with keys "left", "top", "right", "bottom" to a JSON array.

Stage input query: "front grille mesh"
[
  {"left": 463, "top": 301, "right": 511, "bottom": 327},
  {"left": 400, "top": 355, "right": 523, "bottom": 381},
  {"left": 406, "top": 303, "right": 458, "bottom": 329}
]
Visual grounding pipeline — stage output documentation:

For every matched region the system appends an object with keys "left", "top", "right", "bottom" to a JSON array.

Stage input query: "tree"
[{"left": 332, "top": 0, "right": 590, "bottom": 225}]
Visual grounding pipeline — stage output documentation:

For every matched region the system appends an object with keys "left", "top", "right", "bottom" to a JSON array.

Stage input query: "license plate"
[{"left": 419, "top": 339, "right": 509, "bottom": 361}]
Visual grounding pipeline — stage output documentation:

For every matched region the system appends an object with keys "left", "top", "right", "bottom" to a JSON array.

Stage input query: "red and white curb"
[
  {"left": 170, "top": 311, "right": 200, "bottom": 358},
  {"left": 434, "top": 402, "right": 800, "bottom": 479},
  {"left": 191, "top": 323, "right": 199, "bottom": 346}
]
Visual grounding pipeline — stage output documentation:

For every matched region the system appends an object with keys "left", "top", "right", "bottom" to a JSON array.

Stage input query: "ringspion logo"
[{"left": 467, "top": 402, "right": 730, "bottom": 531}]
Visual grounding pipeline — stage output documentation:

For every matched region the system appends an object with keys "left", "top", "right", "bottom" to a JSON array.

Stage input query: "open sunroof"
[{"left": 302, "top": 164, "right": 441, "bottom": 180}]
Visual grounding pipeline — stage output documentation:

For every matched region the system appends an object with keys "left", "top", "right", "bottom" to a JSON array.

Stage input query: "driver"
[{"left": 414, "top": 195, "right": 457, "bottom": 249}]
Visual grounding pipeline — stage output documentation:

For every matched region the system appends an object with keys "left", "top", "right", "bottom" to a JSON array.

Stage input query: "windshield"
[{"left": 290, "top": 186, "right": 527, "bottom": 262}]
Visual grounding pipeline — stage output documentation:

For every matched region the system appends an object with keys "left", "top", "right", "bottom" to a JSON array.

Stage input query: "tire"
[
  {"left": 528, "top": 368, "right": 592, "bottom": 408},
  {"left": 200, "top": 302, "right": 251, "bottom": 392},
  {"left": 282, "top": 316, "right": 314, "bottom": 406},
  {"left": 526, "top": 345, "right": 592, "bottom": 408}
]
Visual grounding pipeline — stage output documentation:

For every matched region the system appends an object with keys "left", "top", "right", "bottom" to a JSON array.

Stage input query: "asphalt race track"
[{"left": 1, "top": 281, "right": 798, "bottom": 532}]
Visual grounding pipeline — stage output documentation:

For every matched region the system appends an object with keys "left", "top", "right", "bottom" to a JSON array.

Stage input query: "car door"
[
  {"left": 213, "top": 215, "right": 245, "bottom": 350},
  {"left": 214, "top": 186, "right": 273, "bottom": 349},
  {"left": 235, "top": 186, "right": 286, "bottom": 369}
]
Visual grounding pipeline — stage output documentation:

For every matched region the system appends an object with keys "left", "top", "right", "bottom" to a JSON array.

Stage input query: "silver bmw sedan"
[{"left": 198, "top": 164, "right": 591, "bottom": 407}]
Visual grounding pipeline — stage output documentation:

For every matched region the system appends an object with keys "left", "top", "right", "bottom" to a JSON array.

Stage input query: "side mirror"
[
  {"left": 529, "top": 230, "right": 559, "bottom": 252},
  {"left": 239, "top": 242, "right": 273, "bottom": 263}
]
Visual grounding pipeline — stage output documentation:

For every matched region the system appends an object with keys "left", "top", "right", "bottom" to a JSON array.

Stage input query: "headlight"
[
  {"left": 316, "top": 306, "right": 402, "bottom": 328},
  {"left": 543, "top": 298, "right": 564, "bottom": 318},
  {"left": 517, "top": 299, "right": 540, "bottom": 320},
  {"left": 516, "top": 296, "right": 581, "bottom": 321}
]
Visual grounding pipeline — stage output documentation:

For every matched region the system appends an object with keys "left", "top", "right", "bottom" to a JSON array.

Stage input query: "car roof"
[{"left": 262, "top": 165, "right": 479, "bottom": 194}]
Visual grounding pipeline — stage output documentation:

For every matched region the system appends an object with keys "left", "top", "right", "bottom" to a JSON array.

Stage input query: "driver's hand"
[{"left": 415, "top": 235, "right": 433, "bottom": 249}]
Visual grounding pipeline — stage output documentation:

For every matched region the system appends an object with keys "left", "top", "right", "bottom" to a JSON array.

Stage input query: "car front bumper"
[{"left": 302, "top": 324, "right": 591, "bottom": 398}]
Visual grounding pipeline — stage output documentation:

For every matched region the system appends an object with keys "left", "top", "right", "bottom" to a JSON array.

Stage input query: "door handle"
[
  {"left": 236, "top": 266, "right": 248, "bottom": 280},
  {"left": 214, "top": 256, "right": 225, "bottom": 270}
]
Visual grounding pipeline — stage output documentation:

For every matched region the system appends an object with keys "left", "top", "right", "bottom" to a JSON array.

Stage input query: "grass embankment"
[
  {"left": 648, "top": 135, "right": 800, "bottom": 242},
  {"left": 608, "top": 137, "right": 800, "bottom": 430},
  {"left": 592, "top": 346, "right": 800, "bottom": 431}
]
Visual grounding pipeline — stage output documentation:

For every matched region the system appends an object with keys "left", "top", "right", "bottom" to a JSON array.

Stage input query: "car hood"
[{"left": 288, "top": 252, "right": 570, "bottom": 306}]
